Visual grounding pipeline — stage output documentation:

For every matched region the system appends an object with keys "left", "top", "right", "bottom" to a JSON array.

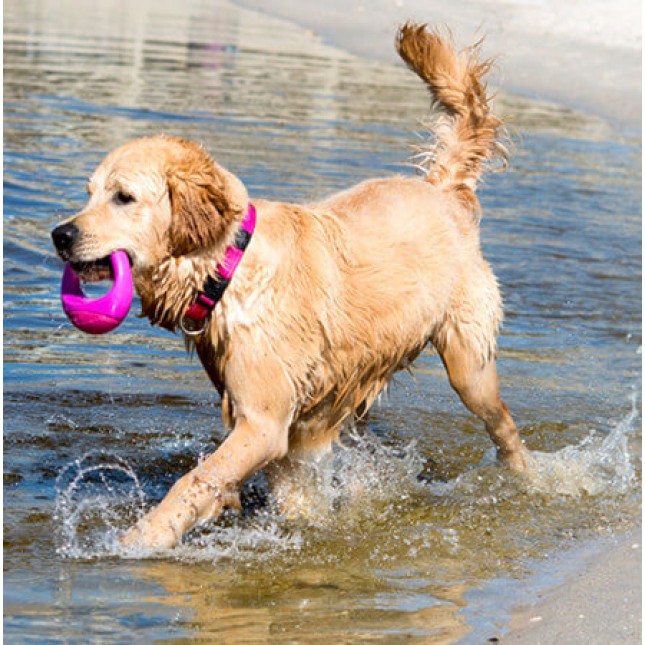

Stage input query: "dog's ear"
[{"left": 165, "top": 140, "right": 247, "bottom": 256}]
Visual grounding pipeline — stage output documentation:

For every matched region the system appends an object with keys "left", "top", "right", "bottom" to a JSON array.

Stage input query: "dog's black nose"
[{"left": 51, "top": 223, "right": 79, "bottom": 259}]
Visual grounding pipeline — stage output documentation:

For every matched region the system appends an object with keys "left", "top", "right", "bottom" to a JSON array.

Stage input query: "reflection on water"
[{"left": 3, "top": 0, "right": 641, "bottom": 642}]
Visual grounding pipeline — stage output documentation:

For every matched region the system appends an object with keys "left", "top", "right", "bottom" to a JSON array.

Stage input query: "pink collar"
[{"left": 179, "top": 203, "right": 256, "bottom": 335}]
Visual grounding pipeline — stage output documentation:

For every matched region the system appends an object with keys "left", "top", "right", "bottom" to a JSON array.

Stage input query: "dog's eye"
[{"left": 114, "top": 191, "right": 136, "bottom": 205}]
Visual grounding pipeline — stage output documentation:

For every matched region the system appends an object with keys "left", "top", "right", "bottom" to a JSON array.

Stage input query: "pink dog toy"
[{"left": 61, "top": 250, "right": 133, "bottom": 334}]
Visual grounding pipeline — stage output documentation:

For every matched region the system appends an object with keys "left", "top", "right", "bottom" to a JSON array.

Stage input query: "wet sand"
[
  {"left": 240, "top": 0, "right": 641, "bottom": 130},
  {"left": 237, "top": 1, "right": 642, "bottom": 640},
  {"left": 503, "top": 527, "right": 642, "bottom": 643}
]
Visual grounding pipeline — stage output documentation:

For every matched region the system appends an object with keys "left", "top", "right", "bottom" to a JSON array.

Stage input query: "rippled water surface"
[{"left": 4, "top": 0, "right": 642, "bottom": 642}]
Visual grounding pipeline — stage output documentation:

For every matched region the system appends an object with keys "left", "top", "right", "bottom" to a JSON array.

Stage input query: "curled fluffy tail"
[{"left": 396, "top": 23, "right": 505, "bottom": 212}]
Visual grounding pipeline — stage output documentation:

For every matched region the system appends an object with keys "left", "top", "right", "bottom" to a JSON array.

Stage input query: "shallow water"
[{"left": 3, "top": 0, "right": 642, "bottom": 642}]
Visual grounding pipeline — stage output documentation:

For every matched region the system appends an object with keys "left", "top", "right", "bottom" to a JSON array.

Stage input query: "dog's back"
[{"left": 299, "top": 26, "right": 507, "bottom": 418}]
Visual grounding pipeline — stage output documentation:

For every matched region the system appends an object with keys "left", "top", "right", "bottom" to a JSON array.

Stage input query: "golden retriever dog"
[{"left": 52, "top": 23, "right": 529, "bottom": 549}]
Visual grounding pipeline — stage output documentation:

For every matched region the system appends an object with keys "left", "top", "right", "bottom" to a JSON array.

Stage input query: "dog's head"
[{"left": 51, "top": 135, "right": 248, "bottom": 287}]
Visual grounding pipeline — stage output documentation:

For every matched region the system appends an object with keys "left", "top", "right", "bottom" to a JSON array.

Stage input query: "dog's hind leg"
[
  {"left": 265, "top": 455, "right": 331, "bottom": 519},
  {"left": 433, "top": 298, "right": 530, "bottom": 472},
  {"left": 265, "top": 419, "right": 340, "bottom": 519},
  {"left": 429, "top": 258, "right": 530, "bottom": 471},
  {"left": 437, "top": 332, "right": 529, "bottom": 471}
]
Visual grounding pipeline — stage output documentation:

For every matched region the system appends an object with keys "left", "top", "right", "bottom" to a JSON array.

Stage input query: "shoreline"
[
  {"left": 501, "top": 526, "right": 642, "bottom": 643},
  {"left": 238, "top": 0, "right": 641, "bottom": 133}
]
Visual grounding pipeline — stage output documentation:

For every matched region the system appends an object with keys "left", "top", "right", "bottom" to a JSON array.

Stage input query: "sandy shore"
[
  {"left": 240, "top": 0, "right": 641, "bottom": 130},
  {"left": 502, "top": 527, "right": 642, "bottom": 643}
]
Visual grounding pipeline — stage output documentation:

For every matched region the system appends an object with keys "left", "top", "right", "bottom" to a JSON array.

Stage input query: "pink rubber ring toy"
[{"left": 61, "top": 250, "right": 133, "bottom": 334}]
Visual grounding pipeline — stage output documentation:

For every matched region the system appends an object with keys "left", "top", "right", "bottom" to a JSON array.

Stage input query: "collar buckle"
[{"left": 179, "top": 314, "right": 209, "bottom": 336}]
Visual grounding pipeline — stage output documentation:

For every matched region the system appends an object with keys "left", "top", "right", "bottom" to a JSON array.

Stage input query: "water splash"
[
  {"left": 52, "top": 396, "right": 638, "bottom": 563},
  {"left": 434, "top": 393, "right": 639, "bottom": 502},
  {"left": 523, "top": 393, "right": 639, "bottom": 497},
  {"left": 54, "top": 451, "right": 146, "bottom": 559},
  {"left": 175, "top": 427, "right": 425, "bottom": 564},
  {"left": 178, "top": 511, "right": 305, "bottom": 564},
  {"left": 269, "top": 423, "right": 425, "bottom": 526},
  {"left": 52, "top": 426, "right": 424, "bottom": 562}
]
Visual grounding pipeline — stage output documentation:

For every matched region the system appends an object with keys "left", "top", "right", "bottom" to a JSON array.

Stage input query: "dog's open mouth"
[{"left": 70, "top": 257, "right": 114, "bottom": 283}]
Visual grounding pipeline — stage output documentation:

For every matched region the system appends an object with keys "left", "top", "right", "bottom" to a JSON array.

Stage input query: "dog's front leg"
[{"left": 121, "top": 413, "right": 290, "bottom": 549}]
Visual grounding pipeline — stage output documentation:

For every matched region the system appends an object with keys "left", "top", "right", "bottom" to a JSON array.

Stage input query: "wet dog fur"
[{"left": 52, "top": 23, "right": 529, "bottom": 549}]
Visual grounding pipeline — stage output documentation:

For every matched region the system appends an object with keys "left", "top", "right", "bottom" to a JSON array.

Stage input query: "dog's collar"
[{"left": 179, "top": 203, "right": 256, "bottom": 336}]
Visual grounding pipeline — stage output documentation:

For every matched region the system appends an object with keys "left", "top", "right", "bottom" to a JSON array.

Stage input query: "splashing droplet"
[{"left": 55, "top": 451, "right": 146, "bottom": 559}]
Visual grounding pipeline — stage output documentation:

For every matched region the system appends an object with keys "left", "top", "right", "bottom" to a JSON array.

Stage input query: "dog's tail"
[{"left": 396, "top": 23, "right": 505, "bottom": 213}]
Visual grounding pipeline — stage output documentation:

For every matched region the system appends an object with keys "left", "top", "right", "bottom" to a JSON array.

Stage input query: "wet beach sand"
[
  {"left": 240, "top": 0, "right": 643, "bottom": 641},
  {"left": 504, "top": 528, "right": 641, "bottom": 643}
]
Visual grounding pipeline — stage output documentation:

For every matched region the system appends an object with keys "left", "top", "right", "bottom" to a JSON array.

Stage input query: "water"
[{"left": 3, "top": 0, "right": 641, "bottom": 641}]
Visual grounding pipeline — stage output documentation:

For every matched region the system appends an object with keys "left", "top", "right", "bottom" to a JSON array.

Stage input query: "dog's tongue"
[{"left": 61, "top": 250, "right": 133, "bottom": 334}]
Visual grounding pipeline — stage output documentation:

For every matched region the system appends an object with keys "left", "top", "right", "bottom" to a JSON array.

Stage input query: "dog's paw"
[
  {"left": 501, "top": 446, "right": 532, "bottom": 473},
  {"left": 119, "top": 518, "right": 179, "bottom": 551}
]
